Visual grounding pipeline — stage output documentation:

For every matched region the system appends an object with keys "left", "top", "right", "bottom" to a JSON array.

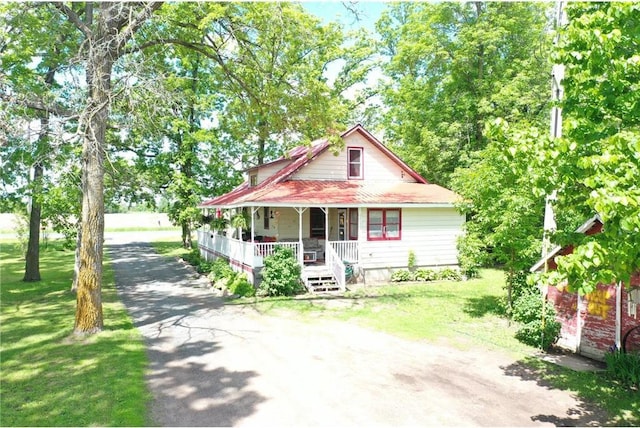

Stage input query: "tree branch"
[
  {"left": 115, "top": 2, "right": 164, "bottom": 54},
  {"left": 52, "top": 2, "right": 92, "bottom": 38},
  {"left": 0, "top": 92, "right": 77, "bottom": 118}
]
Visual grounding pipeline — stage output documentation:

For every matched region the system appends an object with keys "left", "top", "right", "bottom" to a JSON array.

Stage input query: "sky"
[{"left": 302, "top": 1, "right": 389, "bottom": 31}]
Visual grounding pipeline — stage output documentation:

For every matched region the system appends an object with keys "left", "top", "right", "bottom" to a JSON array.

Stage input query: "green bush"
[
  {"left": 390, "top": 268, "right": 463, "bottom": 282},
  {"left": 605, "top": 350, "right": 640, "bottom": 389},
  {"left": 457, "top": 233, "right": 485, "bottom": 278},
  {"left": 181, "top": 249, "right": 215, "bottom": 274},
  {"left": 407, "top": 250, "right": 416, "bottom": 270},
  {"left": 512, "top": 289, "right": 561, "bottom": 350},
  {"left": 438, "top": 267, "right": 462, "bottom": 281},
  {"left": 391, "top": 269, "right": 415, "bottom": 282},
  {"left": 209, "top": 258, "right": 234, "bottom": 281},
  {"left": 414, "top": 268, "right": 438, "bottom": 281},
  {"left": 506, "top": 270, "right": 530, "bottom": 303},
  {"left": 229, "top": 273, "right": 255, "bottom": 297},
  {"left": 258, "top": 246, "right": 303, "bottom": 297}
]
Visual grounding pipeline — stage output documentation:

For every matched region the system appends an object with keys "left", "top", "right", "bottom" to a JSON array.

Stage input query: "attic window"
[
  {"left": 250, "top": 174, "right": 258, "bottom": 187},
  {"left": 347, "top": 147, "right": 363, "bottom": 179}
]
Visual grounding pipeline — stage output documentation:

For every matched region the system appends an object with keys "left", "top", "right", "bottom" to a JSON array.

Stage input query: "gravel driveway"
[{"left": 107, "top": 235, "right": 607, "bottom": 427}]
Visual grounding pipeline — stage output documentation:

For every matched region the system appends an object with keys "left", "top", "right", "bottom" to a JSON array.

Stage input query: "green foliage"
[
  {"left": 390, "top": 269, "right": 415, "bottom": 282},
  {"left": 391, "top": 267, "right": 461, "bottom": 283},
  {"left": 228, "top": 273, "right": 255, "bottom": 298},
  {"left": 209, "top": 257, "right": 235, "bottom": 281},
  {"left": 457, "top": 233, "right": 485, "bottom": 278},
  {"left": 605, "top": 350, "right": 640, "bottom": 390},
  {"left": 439, "top": 268, "right": 463, "bottom": 282},
  {"left": 511, "top": 288, "right": 561, "bottom": 350},
  {"left": 504, "top": 270, "right": 530, "bottom": 315},
  {"left": 377, "top": 2, "right": 551, "bottom": 186},
  {"left": 414, "top": 268, "right": 438, "bottom": 282},
  {"left": 230, "top": 211, "right": 249, "bottom": 230},
  {"left": 453, "top": 121, "right": 548, "bottom": 275},
  {"left": 540, "top": 2, "right": 640, "bottom": 294},
  {"left": 258, "top": 246, "right": 303, "bottom": 297},
  {"left": 182, "top": 248, "right": 213, "bottom": 274},
  {"left": 407, "top": 249, "right": 416, "bottom": 270}
]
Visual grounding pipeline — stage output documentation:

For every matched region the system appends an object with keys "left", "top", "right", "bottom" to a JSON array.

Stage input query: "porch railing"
[
  {"left": 329, "top": 241, "right": 359, "bottom": 263},
  {"left": 325, "top": 243, "right": 346, "bottom": 291},
  {"left": 197, "top": 230, "right": 300, "bottom": 268},
  {"left": 254, "top": 242, "right": 300, "bottom": 261}
]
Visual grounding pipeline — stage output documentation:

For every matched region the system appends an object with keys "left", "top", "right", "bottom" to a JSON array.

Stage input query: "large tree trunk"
[
  {"left": 23, "top": 161, "right": 43, "bottom": 282},
  {"left": 74, "top": 40, "right": 112, "bottom": 335}
]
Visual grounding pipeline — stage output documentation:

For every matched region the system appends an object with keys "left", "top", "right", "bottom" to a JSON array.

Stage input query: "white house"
[{"left": 197, "top": 124, "right": 465, "bottom": 292}]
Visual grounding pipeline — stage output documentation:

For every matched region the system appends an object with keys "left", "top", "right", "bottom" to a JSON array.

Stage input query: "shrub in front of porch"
[
  {"left": 208, "top": 259, "right": 255, "bottom": 298},
  {"left": 258, "top": 246, "right": 303, "bottom": 297}
]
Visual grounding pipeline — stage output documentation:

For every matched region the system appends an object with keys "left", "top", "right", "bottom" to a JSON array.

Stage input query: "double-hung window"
[
  {"left": 367, "top": 209, "right": 401, "bottom": 240},
  {"left": 347, "top": 147, "right": 363, "bottom": 179}
]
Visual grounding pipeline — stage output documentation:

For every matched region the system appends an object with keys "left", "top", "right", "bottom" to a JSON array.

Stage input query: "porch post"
[
  {"left": 294, "top": 207, "right": 306, "bottom": 265},
  {"left": 251, "top": 206, "right": 258, "bottom": 242},
  {"left": 324, "top": 206, "right": 329, "bottom": 262}
]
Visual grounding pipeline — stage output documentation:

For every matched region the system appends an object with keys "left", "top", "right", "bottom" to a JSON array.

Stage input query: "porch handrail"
[
  {"left": 254, "top": 242, "right": 300, "bottom": 260},
  {"left": 329, "top": 241, "right": 359, "bottom": 263},
  {"left": 325, "top": 243, "right": 346, "bottom": 291}
]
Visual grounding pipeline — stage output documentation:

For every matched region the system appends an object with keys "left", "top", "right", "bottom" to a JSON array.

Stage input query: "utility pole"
[{"left": 541, "top": 0, "right": 567, "bottom": 350}]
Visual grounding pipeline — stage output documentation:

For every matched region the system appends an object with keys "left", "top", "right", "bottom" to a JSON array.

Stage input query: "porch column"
[
  {"left": 324, "top": 206, "right": 329, "bottom": 261},
  {"left": 251, "top": 206, "right": 258, "bottom": 242},
  {"left": 294, "top": 207, "right": 307, "bottom": 265}
]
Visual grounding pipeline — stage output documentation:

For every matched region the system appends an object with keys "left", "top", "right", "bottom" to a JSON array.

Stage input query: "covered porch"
[{"left": 197, "top": 206, "right": 360, "bottom": 292}]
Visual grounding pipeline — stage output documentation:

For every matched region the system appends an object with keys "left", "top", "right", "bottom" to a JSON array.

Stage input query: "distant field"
[{"left": 0, "top": 212, "right": 176, "bottom": 233}]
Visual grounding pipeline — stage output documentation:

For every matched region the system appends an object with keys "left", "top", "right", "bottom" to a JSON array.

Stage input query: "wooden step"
[{"left": 302, "top": 269, "right": 340, "bottom": 293}]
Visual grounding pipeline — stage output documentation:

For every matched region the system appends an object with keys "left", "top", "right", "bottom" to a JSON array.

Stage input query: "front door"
[{"left": 337, "top": 209, "right": 347, "bottom": 241}]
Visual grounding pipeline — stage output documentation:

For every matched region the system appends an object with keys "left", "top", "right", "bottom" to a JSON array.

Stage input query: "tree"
[
  {"left": 377, "top": 2, "right": 551, "bottom": 186},
  {"left": 541, "top": 2, "right": 640, "bottom": 294},
  {"left": 1, "top": 3, "right": 80, "bottom": 281},
  {"left": 50, "top": 2, "right": 162, "bottom": 334},
  {"left": 452, "top": 120, "right": 548, "bottom": 312},
  {"left": 154, "top": 2, "right": 370, "bottom": 165},
  {"left": 121, "top": 2, "right": 373, "bottom": 248}
]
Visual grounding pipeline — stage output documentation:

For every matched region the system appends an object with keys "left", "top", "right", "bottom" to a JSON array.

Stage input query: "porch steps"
[{"left": 302, "top": 266, "right": 340, "bottom": 293}]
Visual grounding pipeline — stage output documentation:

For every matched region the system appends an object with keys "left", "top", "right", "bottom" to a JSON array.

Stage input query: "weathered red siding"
[{"left": 548, "top": 274, "right": 640, "bottom": 360}]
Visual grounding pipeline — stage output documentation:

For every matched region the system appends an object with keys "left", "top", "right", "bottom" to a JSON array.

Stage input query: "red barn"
[{"left": 531, "top": 215, "right": 640, "bottom": 360}]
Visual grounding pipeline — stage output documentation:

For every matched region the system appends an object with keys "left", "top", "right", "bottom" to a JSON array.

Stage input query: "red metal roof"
[
  {"left": 200, "top": 180, "right": 459, "bottom": 208},
  {"left": 199, "top": 125, "right": 458, "bottom": 208}
]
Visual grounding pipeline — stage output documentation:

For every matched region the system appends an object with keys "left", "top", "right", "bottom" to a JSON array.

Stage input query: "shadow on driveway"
[{"left": 108, "top": 242, "right": 265, "bottom": 426}]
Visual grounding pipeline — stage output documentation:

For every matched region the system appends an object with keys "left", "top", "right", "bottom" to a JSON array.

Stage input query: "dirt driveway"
[{"left": 108, "top": 236, "right": 606, "bottom": 427}]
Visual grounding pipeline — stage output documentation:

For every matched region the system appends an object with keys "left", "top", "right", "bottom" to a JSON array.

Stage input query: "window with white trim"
[
  {"left": 347, "top": 147, "right": 363, "bottom": 179},
  {"left": 367, "top": 209, "right": 401, "bottom": 240}
]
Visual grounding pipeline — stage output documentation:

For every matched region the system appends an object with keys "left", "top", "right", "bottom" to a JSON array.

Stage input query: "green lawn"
[
  {"left": 0, "top": 240, "right": 151, "bottom": 427},
  {"left": 246, "top": 269, "right": 531, "bottom": 354}
]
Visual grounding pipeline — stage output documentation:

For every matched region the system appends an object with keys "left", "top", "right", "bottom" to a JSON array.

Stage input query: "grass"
[
  {"left": 151, "top": 239, "right": 193, "bottom": 259},
  {"left": 247, "top": 269, "right": 535, "bottom": 355},
  {"left": 512, "top": 357, "right": 639, "bottom": 426},
  {"left": 0, "top": 240, "right": 151, "bottom": 427}
]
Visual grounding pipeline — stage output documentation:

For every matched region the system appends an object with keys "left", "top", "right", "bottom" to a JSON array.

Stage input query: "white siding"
[
  {"left": 255, "top": 161, "right": 292, "bottom": 184},
  {"left": 291, "top": 133, "right": 417, "bottom": 183},
  {"left": 358, "top": 207, "right": 464, "bottom": 273}
]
